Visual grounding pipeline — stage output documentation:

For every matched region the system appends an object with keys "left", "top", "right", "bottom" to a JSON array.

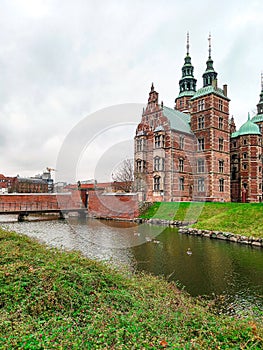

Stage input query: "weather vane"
[
  {"left": 208, "top": 32, "right": 211, "bottom": 58},
  {"left": 186, "top": 31, "right": 189, "bottom": 55}
]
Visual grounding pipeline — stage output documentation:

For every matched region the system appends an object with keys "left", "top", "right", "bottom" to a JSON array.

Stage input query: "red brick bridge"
[{"left": 0, "top": 193, "right": 86, "bottom": 221}]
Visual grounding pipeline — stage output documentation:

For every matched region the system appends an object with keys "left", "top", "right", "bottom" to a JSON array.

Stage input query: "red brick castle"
[{"left": 134, "top": 34, "right": 263, "bottom": 203}]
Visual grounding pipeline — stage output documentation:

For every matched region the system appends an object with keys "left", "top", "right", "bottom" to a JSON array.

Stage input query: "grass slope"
[
  {"left": 140, "top": 202, "right": 263, "bottom": 238},
  {"left": 0, "top": 229, "right": 262, "bottom": 349}
]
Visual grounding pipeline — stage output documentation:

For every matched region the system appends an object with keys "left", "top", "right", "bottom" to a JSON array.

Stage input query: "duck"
[{"left": 186, "top": 248, "right": 192, "bottom": 255}]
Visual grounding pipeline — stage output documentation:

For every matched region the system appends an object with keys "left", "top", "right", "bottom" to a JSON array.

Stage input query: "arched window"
[{"left": 153, "top": 176, "right": 161, "bottom": 191}]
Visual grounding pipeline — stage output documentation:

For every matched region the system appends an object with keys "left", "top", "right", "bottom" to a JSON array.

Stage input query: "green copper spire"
[
  {"left": 177, "top": 32, "right": 197, "bottom": 97},
  {"left": 257, "top": 72, "right": 263, "bottom": 114},
  {"left": 202, "top": 33, "right": 218, "bottom": 87}
]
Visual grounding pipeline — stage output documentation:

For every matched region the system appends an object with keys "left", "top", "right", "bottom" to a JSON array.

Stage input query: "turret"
[
  {"left": 202, "top": 34, "right": 218, "bottom": 87},
  {"left": 175, "top": 32, "right": 197, "bottom": 112}
]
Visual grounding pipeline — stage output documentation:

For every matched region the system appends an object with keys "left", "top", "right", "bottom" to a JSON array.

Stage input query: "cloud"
[{"left": 0, "top": 0, "right": 262, "bottom": 180}]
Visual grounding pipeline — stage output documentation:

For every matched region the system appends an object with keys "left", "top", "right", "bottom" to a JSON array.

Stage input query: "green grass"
[
  {"left": 140, "top": 202, "right": 263, "bottom": 238},
  {"left": 0, "top": 229, "right": 262, "bottom": 349}
]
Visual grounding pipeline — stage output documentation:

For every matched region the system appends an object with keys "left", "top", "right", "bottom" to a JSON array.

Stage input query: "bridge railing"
[{"left": 0, "top": 201, "right": 81, "bottom": 212}]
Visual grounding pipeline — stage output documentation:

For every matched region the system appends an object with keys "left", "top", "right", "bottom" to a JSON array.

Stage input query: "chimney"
[{"left": 223, "top": 84, "right": 228, "bottom": 97}]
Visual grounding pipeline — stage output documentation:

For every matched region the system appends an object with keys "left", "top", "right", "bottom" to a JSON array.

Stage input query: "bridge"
[{"left": 0, "top": 193, "right": 87, "bottom": 221}]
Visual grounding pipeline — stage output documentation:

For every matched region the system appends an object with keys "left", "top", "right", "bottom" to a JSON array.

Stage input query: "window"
[
  {"left": 233, "top": 141, "right": 237, "bottom": 148},
  {"left": 154, "top": 176, "right": 161, "bottom": 191},
  {"left": 219, "top": 117, "right": 223, "bottom": 129},
  {"left": 197, "top": 159, "right": 205, "bottom": 173},
  {"left": 198, "top": 178, "right": 205, "bottom": 192},
  {"left": 219, "top": 138, "right": 224, "bottom": 151},
  {"left": 198, "top": 138, "right": 205, "bottom": 151},
  {"left": 179, "top": 177, "right": 184, "bottom": 191},
  {"left": 179, "top": 158, "right": 184, "bottom": 172},
  {"left": 136, "top": 138, "right": 145, "bottom": 152},
  {"left": 198, "top": 116, "right": 204, "bottom": 129},
  {"left": 219, "top": 160, "right": 224, "bottom": 173},
  {"left": 136, "top": 160, "right": 146, "bottom": 173},
  {"left": 154, "top": 157, "right": 164, "bottom": 171},
  {"left": 179, "top": 136, "right": 184, "bottom": 149},
  {"left": 259, "top": 166, "right": 262, "bottom": 172},
  {"left": 219, "top": 100, "right": 223, "bottom": 111},
  {"left": 243, "top": 153, "right": 247, "bottom": 159},
  {"left": 154, "top": 134, "right": 164, "bottom": 148},
  {"left": 231, "top": 166, "right": 237, "bottom": 180},
  {"left": 219, "top": 178, "right": 224, "bottom": 192},
  {"left": 198, "top": 99, "right": 205, "bottom": 111},
  {"left": 243, "top": 139, "right": 247, "bottom": 145},
  {"left": 243, "top": 163, "right": 247, "bottom": 170},
  {"left": 259, "top": 183, "right": 262, "bottom": 190}
]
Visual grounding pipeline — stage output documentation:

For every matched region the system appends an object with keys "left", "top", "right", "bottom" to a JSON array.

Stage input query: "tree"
[{"left": 111, "top": 158, "right": 134, "bottom": 192}]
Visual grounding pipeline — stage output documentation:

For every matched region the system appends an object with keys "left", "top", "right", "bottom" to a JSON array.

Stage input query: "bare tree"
[{"left": 111, "top": 158, "right": 134, "bottom": 192}]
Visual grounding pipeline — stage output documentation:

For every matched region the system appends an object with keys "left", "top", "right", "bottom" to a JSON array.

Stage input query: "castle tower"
[
  {"left": 175, "top": 32, "right": 197, "bottom": 113},
  {"left": 230, "top": 113, "right": 262, "bottom": 202},
  {"left": 190, "top": 34, "right": 231, "bottom": 202}
]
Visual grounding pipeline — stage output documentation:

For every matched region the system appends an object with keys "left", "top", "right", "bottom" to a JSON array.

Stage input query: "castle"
[{"left": 134, "top": 34, "right": 263, "bottom": 203}]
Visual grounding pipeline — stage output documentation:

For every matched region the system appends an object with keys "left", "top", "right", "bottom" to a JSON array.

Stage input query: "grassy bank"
[
  {"left": 140, "top": 202, "right": 263, "bottom": 238},
  {"left": 1, "top": 229, "right": 262, "bottom": 349}
]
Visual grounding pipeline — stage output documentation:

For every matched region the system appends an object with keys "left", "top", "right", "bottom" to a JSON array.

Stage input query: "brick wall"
[
  {"left": 0, "top": 193, "right": 82, "bottom": 211},
  {"left": 88, "top": 190, "right": 139, "bottom": 219}
]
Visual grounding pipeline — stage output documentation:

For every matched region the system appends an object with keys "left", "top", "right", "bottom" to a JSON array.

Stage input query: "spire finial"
[
  {"left": 261, "top": 72, "right": 263, "bottom": 91},
  {"left": 186, "top": 31, "right": 189, "bottom": 55},
  {"left": 151, "top": 82, "right": 154, "bottom": 92},
  {"left": 208, "top": 32, "right": 211, "bottom": 58},
  {"left": 248, "top": 112, "right": 250, "bottom": 121}
]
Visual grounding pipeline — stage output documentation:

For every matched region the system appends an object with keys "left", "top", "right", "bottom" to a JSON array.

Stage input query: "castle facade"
[{"left": 134, "top": 35, "right": 263, "bottom": 203}]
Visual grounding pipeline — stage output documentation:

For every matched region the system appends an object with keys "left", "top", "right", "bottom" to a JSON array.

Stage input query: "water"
[{"left": 1, "top": 216, "right": 262, "bottom": 316}]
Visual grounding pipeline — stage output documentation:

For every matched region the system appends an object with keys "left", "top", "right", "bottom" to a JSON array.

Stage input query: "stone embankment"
[
  {"left": 178, "top": 227, "right": 263, "bottom": 247},
  {"left": 142, "top": 219, "right": 263, "bottom": 248}
]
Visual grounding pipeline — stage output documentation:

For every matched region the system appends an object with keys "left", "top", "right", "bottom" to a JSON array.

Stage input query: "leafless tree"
[{"left": 111, "top": 158, "right": 134, "bottom": 192}]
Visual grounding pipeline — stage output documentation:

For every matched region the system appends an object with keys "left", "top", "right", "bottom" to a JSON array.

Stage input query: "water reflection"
[{"left": 1, "top": 216, "right": 262, "bottom": 315}]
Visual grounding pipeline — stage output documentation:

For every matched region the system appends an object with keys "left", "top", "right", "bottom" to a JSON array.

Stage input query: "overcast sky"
[{"left": 0, "top": 0, "right": 262, "bottom": 182}]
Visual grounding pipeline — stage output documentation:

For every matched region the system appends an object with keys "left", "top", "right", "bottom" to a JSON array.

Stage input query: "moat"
[{"left": 1, "top": 216, "right": 262, "bottom": 316}]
